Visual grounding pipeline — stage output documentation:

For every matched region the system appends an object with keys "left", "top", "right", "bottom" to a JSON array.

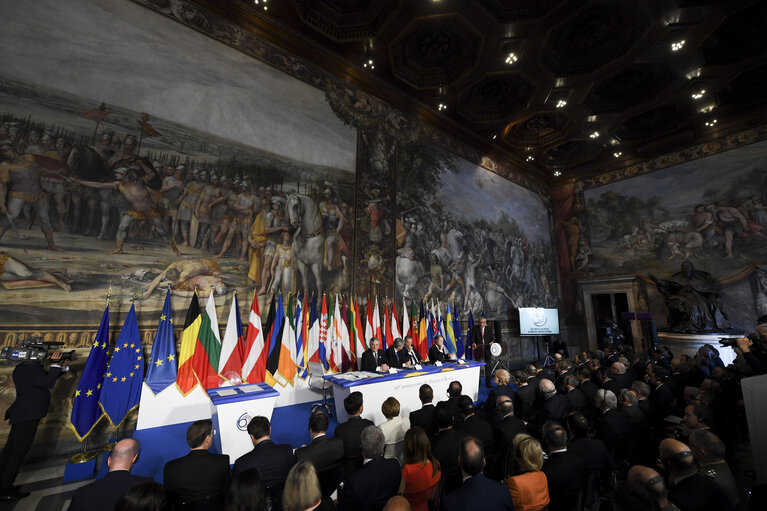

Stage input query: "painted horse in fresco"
[{"left": 286, "top": 193, "right": 324, "bottom": 297}]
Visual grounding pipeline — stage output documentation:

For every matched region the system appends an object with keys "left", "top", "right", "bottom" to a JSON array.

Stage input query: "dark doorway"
[{"left": 592, "top": 292, "right": 633, "bottom": 350}]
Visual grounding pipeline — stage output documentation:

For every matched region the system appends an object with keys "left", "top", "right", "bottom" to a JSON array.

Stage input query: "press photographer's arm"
[{"left": 734, "top": 335, "right": 767, "bottom": 375}]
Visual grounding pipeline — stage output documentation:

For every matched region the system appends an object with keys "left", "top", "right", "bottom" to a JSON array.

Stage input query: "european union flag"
[
  {"left": 145, "top": 291, "right": 177, "bottom": 394},
  {"left": 69, "top": 304, "right": 110, "bottom": 441},
  {"left": 99, "top": 304, "right": 144, "bottom": 428}
]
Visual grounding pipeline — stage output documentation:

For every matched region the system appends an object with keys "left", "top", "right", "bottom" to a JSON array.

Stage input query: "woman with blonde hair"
[
  {"left": 399, "top": 427, "right": 441, "bottom": 511},
  {"left": 503, "top": 436, "right": 550, "bottom": 511},
  {"left": 282, "top": 460, "right": 330, "bottom": 511},
  {"left": 379, "top": 396, "right": 410, "bottom": 462}
]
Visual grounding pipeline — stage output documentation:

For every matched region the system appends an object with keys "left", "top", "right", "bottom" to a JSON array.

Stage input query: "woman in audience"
[
  {"left": 503, "top": 436, "right": 550, "bottom": 511},
  {"left": 226, "top": 467, "right": 265, "bottom": 511},
  {"left": 283, "top": 460, "right": 333, "bottom": 511},
  {"left": 115, "top": 482, "right": 166, "bottom": 511},
  {"left": 399, "top": 427, "right": 441, "bottom": 511},
  {"left": 379, "top": 396, "right": 410, "bottom": 462}
]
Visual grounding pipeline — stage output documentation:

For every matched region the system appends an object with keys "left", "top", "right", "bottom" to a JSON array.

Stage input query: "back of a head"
[
  {"left": 622, "top": 390, "right": 639, "bottom": 407},
  {"left": 403, "top": 426, "right": 435, "bottom": 468},
  {"left": 689, "top": 429, "right": 726, "bottom": 461},
  {"left": 597, "top": 388, "right": 617, "bottom": 409},
  {"left": 516, "top": 436, "right": 544, "bottom": 472},
  {"left": 458, "top": 395, "right": 475, "bottom": 416},
  {"left": 539, "top": 378, "right": 556, "bottom": 396},
  {"left": 448, "top": 381, "right": 462, "bottom": 398},
  {"left": 393, "top": 337, "right": 404, "bottom": 349},
  {"left": 247, "top": 416, "right": 270, "bottom": 440},
  {"left": 434, "top": 402, "right": 453, "bottom": 429},
  {"left": 566, "top": 411, "right": 589, "bottom": 438},
  {"left": 577, "top": 365, "right": 592, "bottom": 380},
  {"left": 543, "top": 422, "right": 568, "bottom": 451},
  {"left": 115, "top": 482, "right": 165, "bottom": 511},
  {"left": 495, "top": 369, "right": 510, "bottom": 385},
  {"left": 110, "top": 438, "right": 139, "bottom": 471},
  {"left": 308, "top": 410, "right": 329, "bottom": 434},
  {"left": 632, "top": 380, "right": 650, "bottom": 398},
  {"left": 564, "top": 374, "right": 579, "bottom": 389},
  {"left": 419, "top": 384, "right": 433, "bottom": 404},
  {"left": 344, "top": 391, "right": 363, "bottom": 416},
  {"left": 496, "top": 397, "right": 513, "bottom": 417},
  {"left": 282, "top": 460, "right": 322, "bottom": 511},
  {"left": 382, "top": 396, "right": 401, "bottom": 420},
  {"left": 458, "top": 437, "right": 484, "bottom": 477},
  {"left": 613, "top": 481, "right": 662, "bottom": 511},
  {"left": 360, "top": 425, "right": 385, "bottom": 459},
  {"left": 659, "top": 439, "right": 695, "bottom": 474},
  {"left": 227, "top": 467, "right": 265, "bottom": 511},
  {"left": 383, "top": 495, "right": 413, "bottom": 511},
  {"left": 525, "top": 364, "right": 537, "bottom": 377},
  {"left": 514, "top": 370, "right": 527, "bottom": 384},
  {"left": 186, "top": 419, "right": 212, "bottom": 449},
  {"left": 628, "top": 465, "right": 668, "bottom": 506}
]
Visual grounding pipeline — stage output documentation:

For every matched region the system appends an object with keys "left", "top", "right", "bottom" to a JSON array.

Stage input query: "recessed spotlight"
[
  {"left": 505, "top": 52, "right": 518, "bottom": 65},
  {"left": 705, "top": 119, "right": 718, "bottom": 127},
  {"left": 671, "top": 40, "right": 686, "bottom": 52},
  {"left": 553, "top": 170, "right": 562, "bottom": 177},
  {"left": 614, "top": 152, "right": 622, "bottom": 158},
  {"left": 438, "top": 103, "right": 447, "bottom": 111},
  {"left": 698, "top": 104, "right": 716, "bottom": 114},
  {"left": 556, "top": 100, "right": 567, "bottom": 108},
  {"left": 691, "top": 89, "right": 706, "bottom": 100},
  {"left": 492, "top": 134, "right": 497, "bottom": 140},
  {"left": 526, "top": 155, "right": 534, "bottom": 162},
  {"left": 589, "top": 131, "right": 600, "bottom": 139}
]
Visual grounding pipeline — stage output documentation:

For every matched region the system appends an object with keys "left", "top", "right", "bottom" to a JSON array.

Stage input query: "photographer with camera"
[
  {"left": 733, "top": 335, "right": 767, "bottom": 375},
  {"left": 0, "top": 351, "right": 69, "bottom": 501}
]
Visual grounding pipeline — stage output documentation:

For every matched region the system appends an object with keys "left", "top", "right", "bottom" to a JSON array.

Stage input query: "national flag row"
[{"left": 68, "top": 289, "right": 478, "bottom": 442}]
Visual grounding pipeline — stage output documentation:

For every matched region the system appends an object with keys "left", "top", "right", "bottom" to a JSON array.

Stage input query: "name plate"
[
  {"left": 414, "top": 364, "right": 422, "bottom": 370},
  {"left": 435, "top": 361, "right": 443, "bottom": 367},
  {"left": 388, "top": 368, "right": 398, "bottom": 374}
]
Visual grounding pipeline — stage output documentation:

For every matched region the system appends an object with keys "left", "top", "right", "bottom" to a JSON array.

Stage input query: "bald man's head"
[
  {"left": 659, "top": 438, "right": 695, "bottom": 475},
  {"left": 539, "top": 378, "right": 556, "bottom": 398},
  {"left": 383, "top": 495, "right": 412, "bottom": 511},
  {"left": 628, "top": 465, "right": 669, "bottom": 506},
  {"left": 108, "top": 438, "right": 139, "bottom": 472}
]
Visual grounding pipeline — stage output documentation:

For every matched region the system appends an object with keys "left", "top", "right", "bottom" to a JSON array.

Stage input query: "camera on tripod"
[{"left": 0, "top": 336, "right": 75, "bottom": 364}]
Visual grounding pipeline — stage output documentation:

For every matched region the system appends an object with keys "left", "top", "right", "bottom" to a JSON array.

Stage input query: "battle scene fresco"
[{"left": 395, "top": 151, "right": 557, "bottom": 320}]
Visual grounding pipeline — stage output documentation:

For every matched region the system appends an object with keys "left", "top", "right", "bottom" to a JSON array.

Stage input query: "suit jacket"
[
  {"left": 361, "top": 349, "right": 386, "bottom": 372},
  {"left": 469, "top": 326, "right": 494, "bottom": 362},
  {"left": 439, "top": 396, "right": 463, "bottom": 427},
  {"left": 578, "top": 380, "right": 598, "bottom": 409},
  {"left": 532, "top": 394, "right": 571, "bottom": 434},
  {"left": 429, "top": 344, "right": 452, "bottom": 363},
  {"left": 482, "top": 384, "right": 516, "bottom": 413},
  {"left": 459, "top": 414, "right": 494, "bottom": 454},
  {"left": 409, "top": 404, "right": 437, "bottom": 437},
  {"left": 651, "top": 383, "right": 675, "bottom": 421},
  {"left": 431, "top": 428, "right": 466, "bottom": 493},
  {"left": 565, "top": 387, "right": 588, "bottom": 413},
  {"left": 614, "top": 373, "right": 634, "bottom": 390},
  {"left": 68, "top": 470, "right": 151, "bottom": 511},
  {"left": 594, "top": 409, "right": 630, "bottom": 465},
  {"left": 232, "top": 439, "right": 295, "bottom": 490},
  {"left": 567, "top": 437, "right": 613, "bottom": 474},
  {"left": 163, "top": 450, "right": 230, "bottom": 506},
  {"left": 337, "top": 456, "right": 401, "bottom": 511},
  {"left": 668, "top": 472, "right": 734, "bottom": 511},
  {"left": 402, "top": 347, "right": 422, "bottom": 366},
  {"left": 602, "top": 378, "right": 623, "bottom": 398},
  {"left": 334, "top": 415, "right": 375, "bottom": 477},
  {"left": 442, "top": 474, "right": 515, "bottom": 511},
  {"left": 494, "top": 414, "right": 527, "bottom": 478},
  {"left": 513, "top": 383, "right": 537, "bottom": 422},
  {"left": 385, "top": 346, "right": 403, "bottom": 368},
  {"left": 6, "top": 362, "right": 61, "bottom": 424},
  {"left": 296, "top": 435, "right": 345, "bottom": 496},
  {"left": 542, "top": 451, "right": 587, "bottom": 511}
]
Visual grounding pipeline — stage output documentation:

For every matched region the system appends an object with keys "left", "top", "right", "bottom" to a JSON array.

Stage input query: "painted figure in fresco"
[
  {"left": 691, "top": 204, "right": 719, "bottom": 249},
  {"left": 0, "top": 252, "right": 72, "bottom": 291},
  {"left": 650, "top": 261, "right": 733, "bottom": 334},
  {"left": 174, "top": 167, "right": 204, "bottom": 246},
  {"left": 141, "top": 258, "right": 221, "bottom": 299},
  {"left": 714, "top": 201, "right": 759, "bottom": 258},
  {"left": 217, "top": 178, "right": 257, "bottom": 261},
  {"left": 71, "top": 164, "right": 181, "bottom": 256},
  {"left": 247, "top": 197, "right": 268, "bottom": 285},
  {"left": 286, "top": 193, "right": 324, "bottom": 297},
  {"left": 360, "top": 197, "right": 390, "bottom": 244},
  {"left": 66, "top": 143, "right": 113, "bottom": 239},
  {"left": 194, "top": 171, "right": 222, "bottom": 250},
  {"left": 319, "top": 186, "right": 341, "bottom": 271},
  {"left": 259, "top": 196, "right": 290, "bottom": 295},
  {"left": 269, "top": 230, "right": 295, "bottom": 297},
  {"left": 160, "top": 165, "right": 185, "bottom": 234},
  {"left": 40, "top": 136, "right": 69, "bottom": 231},
  {"left": 0, "top": 144, "right": 64, "bottom": 250}
]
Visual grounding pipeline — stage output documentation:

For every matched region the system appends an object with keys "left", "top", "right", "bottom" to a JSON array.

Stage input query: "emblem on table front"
[{"left": 237, "top": 412, "right": 252, "bottom": 431}]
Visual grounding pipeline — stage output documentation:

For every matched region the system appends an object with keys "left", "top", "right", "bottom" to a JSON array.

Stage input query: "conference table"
[{"left": 324, "top": 360, "right": 485, "bottom": 424}]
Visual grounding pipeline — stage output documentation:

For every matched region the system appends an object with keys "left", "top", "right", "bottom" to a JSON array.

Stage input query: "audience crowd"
[{"left": 68, "top": 333, "right": 766, "bottom": 511}]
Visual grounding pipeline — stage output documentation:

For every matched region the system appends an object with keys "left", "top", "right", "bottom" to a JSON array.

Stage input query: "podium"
[{"left": 207, "top": 383, "right": 280, "bottom": 463}]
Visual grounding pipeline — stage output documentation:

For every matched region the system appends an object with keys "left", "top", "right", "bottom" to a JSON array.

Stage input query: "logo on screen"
[
  {"left": 237, "top": 413, "right": 252, "bottom": 431},
  {"left": 532, "top": 309, "right": 547, "bottom": 327}
]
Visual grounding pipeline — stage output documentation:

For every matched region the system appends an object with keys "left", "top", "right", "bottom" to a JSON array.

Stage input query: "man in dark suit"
[
  {"left": 296, "top": 410, "right": 344, "bottom": 497},
  {"left": 611, "top": 362, "right": 634, "bottom": 390},
  {"left": 594, "top": 389, "right": 630, "bottom": 466},
  {"left": 632, "top": 380, "right": 655, "bottom": 423},
  {"left": 576, "top": 365, "right": 598, "bottom": 412},
  {"left": 439, "top": 380, "right": 463, "bottom": 426},
  {"left": 337, "top": 425, "right": 401, "bottom": 511},
  {"left": 334, "top": 391, "right": 374, "bottom": 478},
  {"left": 541, "top": 423, "right": 587, "bottom": 511},
  {"left": 619, "top": 390, "right": 650, "bottom": 466},
  {"left": 428, "top": 335, "right": 454, "bottom": 363},
  {"left": 648, "top": 365, "right": 675, "bottom": 423},
  {"left": 531, "top": 379, "right": 571, "bottom": 435},
  {"left": 68, "top": 438, "right": 151, "bottom": 511},
  {"left": 431, "top": 402, "right": 466, "bottom": 495},
  {"left": 457, "top": 396, "right": 494, "bottom": 455},
  {"left": 232, "top": 416, "right": 296, "bottom": 509},
  {"left": 493, "top": 395, "right": 526, "bottom": 479},
  {"left": 469, "top": 317, "right": 494, "bottom": 386},
  {"left": 163, "top": 419, "right": 230, "bottom": 510},
  {"left": 660, "top": 438, "right": 733, "bottom": 511},
  {"left": 442, "top": 437, "right": 515, "bottom": 511},
  {"left": 409, "top": 384, "right": 436, "bottom": 437},
  {"left": 563, "top": 374, "right": 588, "bottom": 413},
  {"left": 384, "top": 337, "right": 405, "bottom": 369},
  {"left": 401, "top": 335, "right": 422, "bottom": 367},
  {"left": 0, "top": 358, "right": 66, "bottom": 500},
  {"left": 513, "top": 369, "right": 537, "bottom": 422},
  {"left": 566, "top": 412, "right": 613, "bottom": 482},
  {"left": 361, "top": 338, "right": 388, "bottom": 372}
]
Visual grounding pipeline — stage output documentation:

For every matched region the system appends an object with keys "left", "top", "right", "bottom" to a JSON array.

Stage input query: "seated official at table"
[
  {"left": 385, "top": 338, "right": 406, "bottom": 369},
  {"left": 428, "top": 335, "right": 455, "bottom": 363},
  {"left": 362, "top": 338, "right": 389, "bottom": 372},
  {"left": 402, "top": 335, "right": 422, "bottom": 367}
]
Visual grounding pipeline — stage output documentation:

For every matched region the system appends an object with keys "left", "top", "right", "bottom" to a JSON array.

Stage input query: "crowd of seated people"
[{"left": 67, "top": 331, "right": 765, "bottom": 511}]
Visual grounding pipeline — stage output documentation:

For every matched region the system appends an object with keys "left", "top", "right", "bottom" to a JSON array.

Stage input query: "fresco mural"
[
  {"left": 583, "top": 139, "right": 767, "bottom": 280},
  {"left": 395, "top": 152, "right": 557, "bottom": 319}
]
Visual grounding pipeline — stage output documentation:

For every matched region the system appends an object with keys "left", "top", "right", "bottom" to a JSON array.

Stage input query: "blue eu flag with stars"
[
  {"left": 99, "top": 303, "right": 144, "bottom": 428},
  {"left": 69, "top": 304, "right": 110, "bottom": 441},
  {"left": 145, "top": 291, "right": 177, "bottom": 394}
]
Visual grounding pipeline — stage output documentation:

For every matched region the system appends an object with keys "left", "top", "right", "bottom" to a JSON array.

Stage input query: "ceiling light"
[
  {"left": 691, "top": 89, "right": 706, "bottom": 100},
  {"left": 587, "top": 115, "right": 597, "bottom": 122},
  {"left": 492, "top": 134, "right": 497, "bottom": 140},
  {"left": 556, "top": 100, "right": 567, "bottom": 108},
  {"left": 705, "top": 119, "right": 717, "bottom": 127},
  {"left": 698, "top": 104, "right": 716, "bottom": 114},
  {"left": 526, "top": 155, "right": 534, "bottom": 161},
  {"left": 363, "top": 59, "right": 375, "bottom": 70},
  {"left": 553, "top": 170, "right": 562, "bottom": 177},
  {"left": 589, "top": 131, "right": 600, "bottom": 139},
  {"left": 671, "top": 40, "right": 686, "bottom": 52},
  {"left": 614, "top": 152, "right": 622, "bottom": 158},
  {"left": 505, "top": 52, "right": 518, "bottom": 65},
  {"left": 438, "top": 103, "right": 447, "bottom": 111}
]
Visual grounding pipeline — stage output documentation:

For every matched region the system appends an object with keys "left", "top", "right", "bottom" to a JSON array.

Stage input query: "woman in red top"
[{"left": 399, "top": 427, "right": 441, "bottom": 511}]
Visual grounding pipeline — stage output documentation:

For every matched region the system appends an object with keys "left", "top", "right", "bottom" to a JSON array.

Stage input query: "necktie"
[{"left": 482, "top": 327, "right": 485, "bottom": 343}]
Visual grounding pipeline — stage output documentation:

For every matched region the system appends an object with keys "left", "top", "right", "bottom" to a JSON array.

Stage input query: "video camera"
[{"left": 0, "top": 337, "right": 75, "bottom": 364}]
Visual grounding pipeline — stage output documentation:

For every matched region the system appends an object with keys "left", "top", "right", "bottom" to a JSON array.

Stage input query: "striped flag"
[
  {"left": 467, "top": 309, "right": 475, "bottom": 360},
  {"left": 219, "top": 293, "right": 245, "bottom": 380},
  {"left": 351, "top": 296, "right": 365, "bottom": 369},
  {"left": 276, "top": 297, "right": 297, "bottom": 386},
  {"left": 331, "top": 294, "right": 349, "bottom": 372},
  {"left": 193, "top": 295, "right": 223, "bottom": 390},
  {"left": 365, "top": 298, "right": 373, "bottom": 347},
  {"left": 417, "top": 301, "right": 428, "bottom": 361},
  {"left": 454, "top": 302, "right": 464, "bottom": 358},
  {"left": 318, "top": 294, "right": 330, "bottom": 371},
  {"left": 265, "top": 294, "right": 285, "bottom": 387},
  {"left": 445, "top": 302, "right": 458, "bottom": 354},
  {"left": 384, "top": 301, "right": 392, "bottom": 348},
  {"left": 307, "top": 295, "right": 320, "bottom": 364},
  {"left": 372, "top": 296, "right": 382, "bottom": 346},
  {"left": 401, "top": 298, "right": 410, "bottom": 340},
  {"left": 295, "top": 295, "right": 308, "bottom": 380},
  {"left": 145, "top": 291, "right": 177, "bottom": 394},
  {"left": 177, "top": 294, "right": 202, "bottom": 395},
  {"left": 241, "top": 291, "right": 266, "bottom": 384},
  {"left": 391, "top": 298, "right": 401, "bottom": 340}
]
